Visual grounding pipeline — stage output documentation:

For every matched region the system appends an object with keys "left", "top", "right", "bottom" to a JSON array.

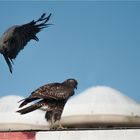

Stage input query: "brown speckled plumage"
[{"left": 17, "top": 79, "right": 78, "bottom": 129}]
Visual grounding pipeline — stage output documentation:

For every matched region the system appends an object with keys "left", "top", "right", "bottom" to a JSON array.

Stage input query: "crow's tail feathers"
[{"left": 3, "top": 54, "right": 13, "bottom": 74}]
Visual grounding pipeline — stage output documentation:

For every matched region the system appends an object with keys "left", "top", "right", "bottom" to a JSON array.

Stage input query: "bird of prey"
[
  {"left": 0, "top": 13, "right": 51, "bottom": 73},
  {"left": 17, "top": 79, "right": 78, "bottom": 129}
]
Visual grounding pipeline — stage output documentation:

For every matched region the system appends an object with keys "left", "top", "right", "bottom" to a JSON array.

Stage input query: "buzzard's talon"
[
  {"left": 49, "top": 123, "right": 66, "bottom": 130},
  {"left": 57, "top": 124, "right": 66, "bottom": 130}
]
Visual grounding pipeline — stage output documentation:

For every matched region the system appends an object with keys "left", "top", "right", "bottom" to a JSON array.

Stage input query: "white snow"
[
  {"left": 1, "top": 86, "right": 140, "bottom": 125},
  {"left": 0, "top": 95, "right": 47, "bottom": 125},
  {"left": 0, "top": 95, "right": 22, "bottom": 112},
  {"left": 62, "top": 86, "right": 140, "bottom": 116}
]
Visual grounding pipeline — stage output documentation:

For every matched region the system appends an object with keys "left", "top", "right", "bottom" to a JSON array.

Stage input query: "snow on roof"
[
  {"left": 0, "top": 95, "right": 47, "bottom": 125},
  {"left": 0, "top": 95, "right": 22, "bottom": 112},
  {"left": 62, "top": 86, "right": 140, "bottom": 117},
  {"left": 1, "top": 86, "right": 140, "bottom": 128}
]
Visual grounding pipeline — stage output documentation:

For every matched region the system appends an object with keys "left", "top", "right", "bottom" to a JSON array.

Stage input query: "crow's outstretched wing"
[
  {"left": 12, "top": 13, "right": 51, "bottom": 55},
  {"left": 0, "top": 13, "right": 51, "bottom": 73}
]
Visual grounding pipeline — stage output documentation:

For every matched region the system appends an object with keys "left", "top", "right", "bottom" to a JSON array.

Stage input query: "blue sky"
[{"left": 0, "top": 1, "right": 140, "bottom": 102}]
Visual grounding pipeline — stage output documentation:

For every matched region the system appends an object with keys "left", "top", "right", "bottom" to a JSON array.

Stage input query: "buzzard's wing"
[
  {"left": 17, "top": 99, "right": 66, "bottom": 115},
  {"left": 18, "top": 83, "right": 72, "bottom": 108},
  {"left": 18, "top": 97, "right": 39, "bottom": 108},
  {"left": 17, "top": 99, "right": 49, "bottom": 114},
  {"left": 29, "top": 83, "right": 72, "bottom": 100}
]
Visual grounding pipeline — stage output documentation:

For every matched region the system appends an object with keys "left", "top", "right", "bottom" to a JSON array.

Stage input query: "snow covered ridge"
[
  {"left": 62, "top": 86, "right": 140, "bottom": 117},
  {"left": 0, "top": 95, "right": 47, "bottom": 125},
  {"left": 1, "top": 86, "right": 140, "bottom": 129},
  {"left": 54, "top": 86, "right": 140, "bottom": 128}
]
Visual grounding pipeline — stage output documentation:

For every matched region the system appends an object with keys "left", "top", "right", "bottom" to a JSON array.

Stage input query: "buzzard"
[
  {"left": 17, "top": 79, "right": 78, "bottom": 129},
  {"left": 0, "top": 13, "right": 51, "bottom": 73}
]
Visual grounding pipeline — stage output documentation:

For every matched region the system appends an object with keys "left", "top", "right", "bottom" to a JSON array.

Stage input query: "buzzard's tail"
[
  {"left": 18, "top": 98, "right": 38, "bottom": 108},
  {"left": 17, "top": 103, "right": 42, "bottom": 115},
  {"left": 3, "top": 54, "right": 13, "bottom": 74}
]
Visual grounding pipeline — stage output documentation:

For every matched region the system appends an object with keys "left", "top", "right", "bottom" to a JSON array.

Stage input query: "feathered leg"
[
  {"left": 45, "top": 109, "right": 66, "bottom": 130},
  {"left": 45, "top": 111, "right": 55, "bottom": 130}
]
